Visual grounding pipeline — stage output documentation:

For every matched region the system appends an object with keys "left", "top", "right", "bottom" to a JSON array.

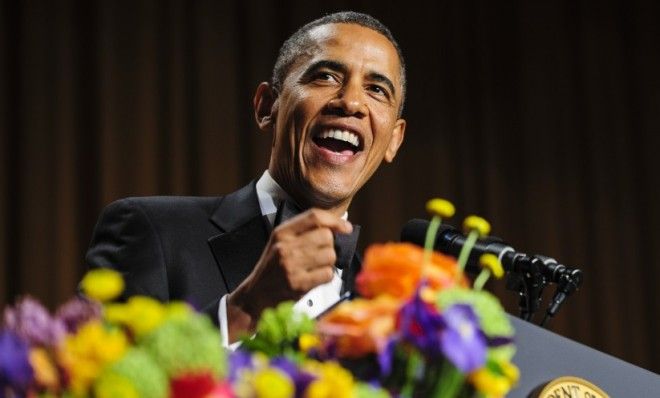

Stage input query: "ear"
[
  {"left": 384, "top": 118, "right": 406, "bottom": 162},
  {"left": 253, "top": 82, "right": 278, "bottom": 132}
]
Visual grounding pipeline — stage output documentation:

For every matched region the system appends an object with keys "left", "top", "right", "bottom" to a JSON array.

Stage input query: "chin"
[{"left": 303, "top": 180, "right": 356, "bottom": 209}]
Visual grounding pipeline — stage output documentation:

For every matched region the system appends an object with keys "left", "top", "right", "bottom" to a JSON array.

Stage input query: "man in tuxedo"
[{"left": 86, "top": 11, "right": 407, "bottom": 344}]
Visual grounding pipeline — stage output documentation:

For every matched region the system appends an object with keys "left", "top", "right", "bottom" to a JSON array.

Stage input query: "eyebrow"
[{"left": 302, "top": 59, "right": 397, "bottom": 97}]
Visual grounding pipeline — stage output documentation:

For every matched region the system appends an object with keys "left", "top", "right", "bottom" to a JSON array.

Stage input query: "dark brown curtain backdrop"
[{"left": 2, "top": 0, "right": 658, "bottom": 373}]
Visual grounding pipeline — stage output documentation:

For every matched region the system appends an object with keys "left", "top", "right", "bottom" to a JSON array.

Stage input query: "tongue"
[{"left": 314, "top": 137, "right": 356, "bottom": 155}]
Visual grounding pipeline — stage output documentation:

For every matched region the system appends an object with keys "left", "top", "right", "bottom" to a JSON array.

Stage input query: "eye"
[
  {"left": 314, "top": 71, "right": 339, "bottom": 83},
  {"left": 367, "top": 84, "right": 389, "bottom": 98}
]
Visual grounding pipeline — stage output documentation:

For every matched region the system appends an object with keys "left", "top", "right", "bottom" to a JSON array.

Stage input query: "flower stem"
[
  {"left": 423, "top": 216, "right": 442, "bottom": 266},
  {"left": 473, "top": 269, "right": 491, "bottom": 291},
  {"left": 401, "top": 351, "right": 423, "bottom": 398},
  {"left": 457, "top": 230, "right": 478, "bottom": 273},
  {"left": 433, "top": 360, "right": 465, "bottom": 398}
]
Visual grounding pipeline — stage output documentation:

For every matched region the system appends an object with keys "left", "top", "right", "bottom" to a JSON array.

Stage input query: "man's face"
[{"left": 257, "top": 23, "right": 406, "bottom": 213}]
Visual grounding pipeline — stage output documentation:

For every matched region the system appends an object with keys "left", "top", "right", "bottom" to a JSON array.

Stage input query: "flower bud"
[
  {"left": 426, "top": 198, "right": 455, "bottom": 218},
  {"left": 463, "top": 215, "right": 491, "bottom": 237},
  {"left": 479, "top": 254, "right": 504, "bottom": 279}
]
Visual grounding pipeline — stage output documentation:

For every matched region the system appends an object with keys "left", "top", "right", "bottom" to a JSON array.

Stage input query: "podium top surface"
[{"left": 508, "top": 315, "right": 659, "bottom": 397}]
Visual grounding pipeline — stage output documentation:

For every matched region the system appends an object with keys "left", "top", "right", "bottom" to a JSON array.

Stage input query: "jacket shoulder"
[{"left": 108, "top": 196, "right": 222, "bottom": 218}]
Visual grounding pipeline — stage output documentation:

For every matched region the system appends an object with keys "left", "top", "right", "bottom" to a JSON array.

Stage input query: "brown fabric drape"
[{"left": 1, "top": 0, "right": 658, "bottom": 373}]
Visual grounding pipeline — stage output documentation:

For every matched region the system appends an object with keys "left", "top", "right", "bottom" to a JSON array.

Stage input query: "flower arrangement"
[
  {"left": 1, "top": 199, "right": 518, "bottom": 398},
  {"left": 1, "top": 270, "right": 228, "bottom": 398}
]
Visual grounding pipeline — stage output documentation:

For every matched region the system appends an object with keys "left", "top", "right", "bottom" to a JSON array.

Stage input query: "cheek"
[{"left": 369, "top": 116, "right": 397, "bottom": 152}]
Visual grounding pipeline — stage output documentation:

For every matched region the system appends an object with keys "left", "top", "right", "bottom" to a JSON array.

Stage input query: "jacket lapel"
[{"left": 207, "top": 181, "right": 270, "bottom": 293}]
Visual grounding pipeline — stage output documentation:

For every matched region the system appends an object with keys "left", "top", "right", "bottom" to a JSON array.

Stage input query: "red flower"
[{"left": 170, "top": 372, "right": 229, "bottom": 398}]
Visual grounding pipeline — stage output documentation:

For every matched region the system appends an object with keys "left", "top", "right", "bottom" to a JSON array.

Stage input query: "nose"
[{"left": 326, "top": 81, "right": 367, "bottom": 117}]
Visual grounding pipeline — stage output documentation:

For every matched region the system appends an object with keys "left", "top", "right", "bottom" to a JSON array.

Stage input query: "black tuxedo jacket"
[{"left": 85, "top": 182, "right": 361, "bottom": 322}]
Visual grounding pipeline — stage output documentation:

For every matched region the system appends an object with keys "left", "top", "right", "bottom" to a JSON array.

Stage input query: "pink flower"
[
  {"left": 55, "top": 297, "right": 102, "bottom": 333},
  {"left": 3, "top": 296, "right": 65, "bottom": 347}
]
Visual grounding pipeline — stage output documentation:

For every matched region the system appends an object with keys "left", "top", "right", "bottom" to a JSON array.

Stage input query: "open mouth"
[{"left": 312, "top": 129, "right": 362, "bottom": 155}]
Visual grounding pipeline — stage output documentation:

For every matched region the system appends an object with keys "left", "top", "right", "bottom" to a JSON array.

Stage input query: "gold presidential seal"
[{"left": 533, "top": 376, "right": 609, "bottom": 398}]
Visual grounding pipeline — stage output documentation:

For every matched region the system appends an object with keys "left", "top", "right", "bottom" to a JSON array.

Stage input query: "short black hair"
[{"left": 272, "top": 11, "right": 406, "bottom": 115}]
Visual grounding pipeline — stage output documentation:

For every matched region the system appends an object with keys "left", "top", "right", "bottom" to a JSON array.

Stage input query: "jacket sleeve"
[{"left": 85, "top": 198, "right": 170, "bottom": 301}]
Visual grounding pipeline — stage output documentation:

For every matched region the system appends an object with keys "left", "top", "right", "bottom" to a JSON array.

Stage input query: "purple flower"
[
  {"left": 270, "top": 356, "right": 298, "bottom": 377},
  {"left": 292, "top": 371, "right": 315, "bottom": 398},
  {"left": 228, "top": 350, "right": 254, "bottom": 382},
  {"left": 0, "top": 329, "right": 34, "bottom": 394},
  {"left": 487, "top": 335, "right": 514, "bottom": 347},
  {"left": 396, "top": 291, "right": 487, "bottom": 373},
  {"left": 397, "top": 290, "right": 445, "bottom": 356},
  {"left": 3, "top": 296, "right": 65, "bottom": 347},
  {"left": 55, "top": 297, "right": 102, "bottom": 333},
  {"left": 270, "top": 357, "right": 314, "bottom": 398},
  {"left": 440, "top": 304, "right": 487, "bottom": 372},
  {"left": 377, "top": 337, "right": 397, "bottom": 376}
]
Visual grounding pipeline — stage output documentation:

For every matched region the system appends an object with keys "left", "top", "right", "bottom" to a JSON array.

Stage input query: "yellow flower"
[
  {"left": 463, "top": 215, "right": 491, "bottom": 237},
  {"left": 94, "top": 373, "right": 140, "bottom": 398},
  {"left": 299, "top": 333, "right": 321, "bottom": 354},
  {"left": 29, "top": 348, "right": 59, "bottom": 390},
  {"left": 480, "top": 254, "right": 504, "bottom": 278},
  {"left": 164, "top": 301, "right": 194, "bottom": 320},
  {"left": 253, "top": 368, "right": 294, "bottom": 398},
  {"left": 80, "top": 269, "right": 125, "bottom": 302},
  {"left": 252, "top": 352, "right": 270, "bottom": 368},
  {"left": 500, "top": 360, "right": 520, "bottom": 384},
  {"left": 419, "top": 285, "right": 437, "bottom": 303},
  {"left": 105, "top": 296, "right": 166, "bottom": 337},
  {"left": 57, "top": 321, "right": 128, "bottom": 395},
  {"left": 469, "top": 359, "right": 519, "bottom": 398},
  {"left": 304, "top": 361, "right": 355, "bottom": 398},
  {"left": 426, "top": 198, "right": 455, "bottom": 218},
  {"left": 471, "top": 369, "right": 509, "bottom": 397}
]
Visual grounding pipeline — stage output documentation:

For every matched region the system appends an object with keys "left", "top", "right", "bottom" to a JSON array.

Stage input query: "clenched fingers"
[{"left": 274, "top": 208, "right": 352, "bottom": 238}]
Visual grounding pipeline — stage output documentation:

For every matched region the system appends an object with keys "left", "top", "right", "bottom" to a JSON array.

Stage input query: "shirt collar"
[{"left": 255, "top": 170, "right": 289, "bottom": 220}]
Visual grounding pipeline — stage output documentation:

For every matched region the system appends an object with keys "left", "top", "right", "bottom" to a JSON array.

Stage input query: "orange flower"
[
  {"left": 356, "top": 243, "right": 467, "bottom": 300},
  {"left": 316, "top": 297, "right": 400, "bottom": 358}
]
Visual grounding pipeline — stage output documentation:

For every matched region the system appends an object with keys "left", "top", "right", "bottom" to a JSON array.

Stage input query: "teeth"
[{"left": 318, "top": 129, "right": 360, "bottom": 147}]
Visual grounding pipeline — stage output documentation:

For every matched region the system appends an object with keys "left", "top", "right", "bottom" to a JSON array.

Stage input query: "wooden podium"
[{"left": 508, "top": 315, "right": 660, "bottom": 397}]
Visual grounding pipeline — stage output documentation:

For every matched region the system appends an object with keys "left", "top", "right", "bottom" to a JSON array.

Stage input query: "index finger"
[{"left": 276, "top": 208, "right": 353, "bottom": 236}]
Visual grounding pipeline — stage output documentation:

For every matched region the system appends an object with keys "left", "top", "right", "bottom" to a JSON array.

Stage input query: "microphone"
[
  {"left": 399, "top": 219, "right": 580, "bottom": 284},
  {"left": 400, "top": 219, "right": 583, "bottom": 324},
  {"left": 400, "top": 219, "right": 520, "bottom": 274}
]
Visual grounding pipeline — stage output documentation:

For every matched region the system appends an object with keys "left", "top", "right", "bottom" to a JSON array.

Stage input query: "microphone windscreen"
[{"left": 400, "top": 219, "right": 456, "bottom": 247}]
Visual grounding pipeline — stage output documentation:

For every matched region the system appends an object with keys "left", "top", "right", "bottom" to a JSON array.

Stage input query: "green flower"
[
  {"left": 140, "top": 315, "right": 225, "bottom": 378},
  {"left": 354, "top": 382, "right": 390, "bottom": 398},
  {"left": 94, "top": 348, "right": 168, "bottom": 398},
  {"left": 241, "top": 302, "right": 315, "bottom": 358},
  {"left": 94, "top": 374, "right": 140, "bottom": 398}
]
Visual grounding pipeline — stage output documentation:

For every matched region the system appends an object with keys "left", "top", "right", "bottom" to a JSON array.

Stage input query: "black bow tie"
[{"left": 273, "top": 200, "right": 360, "bottom": 270}]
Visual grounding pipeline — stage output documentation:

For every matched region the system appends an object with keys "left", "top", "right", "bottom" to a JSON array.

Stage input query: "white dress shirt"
[{"left": 218, "top": 171, "right": 344, "bottom": 348}]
